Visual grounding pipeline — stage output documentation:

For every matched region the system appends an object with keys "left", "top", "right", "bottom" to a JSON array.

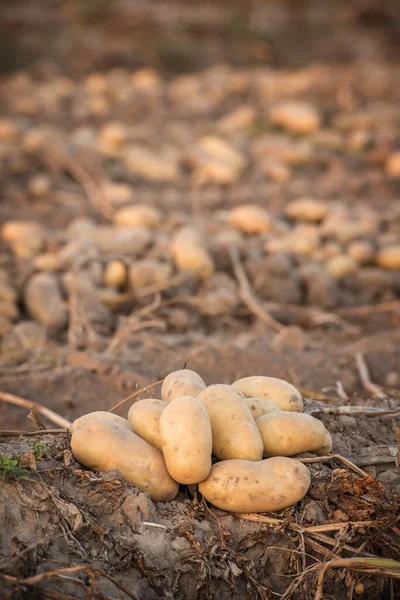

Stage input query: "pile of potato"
[{"left": 70, "top": 370, "right": 332, "bottom": 513}]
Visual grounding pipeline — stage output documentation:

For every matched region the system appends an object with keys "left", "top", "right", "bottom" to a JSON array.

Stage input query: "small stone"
[
  {"left": 326, "top": 255, "right": 358, "bottom": 279},
  {"left": 285, "top": 197, "right": 328, "bottom": 222},
  {"left": 104, "top": 260, "right": 127, "bottom": 288},
  {"left": 270, "top": 101, "right": 321, "bottom": 134},
  {"left": 24, "top": 272, "right": 68, "bottom": 328},
  {"left": 28, "top": 173, "right": 51, "bottom": 197},
  {"left": 385, "top": 151, "right": 400, "bottom": 177},
  {"left": 113, "top": 204, "right": 161, "bottom": 229},
  {"left": 19, "top": 452, "right": 37, "bottom": 471},
  {"left": 337, "top": 415, "right": 357, "bottom": 428},
  {"left": 303, "top": 501, "right": 326, "bottom": 524},
  {"left": 376, "top": 246, "right": 400, "bottom": 269},
  {"left": 229, "top": 204, "right": 272, "bottom": 234}
]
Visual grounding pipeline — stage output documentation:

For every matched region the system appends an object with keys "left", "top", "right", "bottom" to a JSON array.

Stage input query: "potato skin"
[
  {"left": 71, "top": 418, "right": 179, "bottom": 502},
  {"left": 70, "top": 411, "right": 133, "bottom": 434},
  {"left": 256, "top": 412, "right": 332, "bottom": 457},
  {"left": 197, "top": 384, "right": 263, "bottom": 461},
  {"left": 161, "top": 369, "right": 206, "bottom": 403},
  {"left": 232, "top": 376, "right": 304, "bottom": 412},
  {"left": 160, "top": 396, "right": 212, "bottom": 484},
  {"left": 199, "top": 457, "right": 311, "bottom": 513},
  {"left": 245, "top": 398, "right": 281, "bottom": 420},
  {"left": 128, "top": 399, "right": 167, "bottom": 450}
]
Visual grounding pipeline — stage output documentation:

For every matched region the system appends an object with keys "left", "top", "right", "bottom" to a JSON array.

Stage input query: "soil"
[{"left": 0, "top": 2, "right": 399, "bottom": 599}]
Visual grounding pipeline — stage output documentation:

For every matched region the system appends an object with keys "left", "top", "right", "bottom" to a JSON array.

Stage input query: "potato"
[
  {"left": 161, "top": 369, "right": 206, "bottom": 402},
  {"left": 104, "top": 260, "right": 127, "bottom": 288},
  {"left": 232, "top": 376, "right": 303, "bottom": 412},
  {"left": 228, "top": 204, "right": 272, "bottom": 234},
  {"left": 129, "top": 259, "right": 172, "bottom": 290},
  {"left": 245, "top": 398, "right": 281, "bottom": 420},
  {"left": 256, "top": 412, "right": 332, "bottom": 457},
  {"left": 199, "top": 456, "right": 311, "bottom": 513},
  {"left": 113, "top": 204, "right": 161, "bottom": 229},
  {"left": 197, "top": 384, "right": 263, "bottom": 461},
  {"left": 159, "top": 396, "right": 212, "bottom": 484},
  {"left": 70, "top": 411, "right": 133, "bottom": 434},
  {"left": 128, "top": 399, "right": 166, "bottom": 450},
  {"left": 71, "top": 419, "right": 179, "bottom": 502},
  {"left": 171, "top": 227, "right": 214, "bottom": 279}
]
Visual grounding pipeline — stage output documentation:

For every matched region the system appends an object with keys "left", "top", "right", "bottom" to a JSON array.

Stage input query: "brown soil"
[{"left": 0, "top": 2, "right": 399, "bottom": 599}]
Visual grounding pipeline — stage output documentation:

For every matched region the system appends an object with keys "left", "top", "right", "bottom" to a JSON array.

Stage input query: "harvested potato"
[
  {"left": 197, "top": 384, "right": 263, "bottom": 461},
  {"left": 104, "top": 260, "right": 127, "bottom": 288},
  {"left": 245, "top": 398, "right": 281, "bottom": 420},
  {"left": 376, "top": 246, "right": 400, "bottom": 269},
  {"left": 229, "top": 204, "right": 272, "bottom": 234},
  {"left": 285, "top": 197, "right": 328, "bottom": 222},
  {"left": 24, "top": 272, "right": 68, "bottom": 329},
  {"left": 270, "top": 101, "right": 321, "bottom": 134},
  {"left": 1, "top": 220, "right": 46, "bottom": 258},
  {"left": 160, "top": 396, "right": 212, "bottom": 484},
  {"left": 70, "top": 411, "right": 133, "bottom": 434},
  {"left": 325, "top": 255, "right": 357, "bottom": 279},
  {"left": 171, "top": 226, "right": 214, "bottom": 279},
  {"left": 161, "top": 369, "right": 206, "bottom": 402},
  {"left": 256, "top": 412, "right": 332, "bottom": 457},
  {"left": 113, "top": 204, "right": 161, "bottom": 229},
  {"left": 128, "top": 399, "right": 166, "bottom": 450},
  {"left": 129, "top": 259, "right": 172, "bottom": 290},
  {"left": 232, "top": 376, "right": 303, "bottom": 412},
  {"left": 71, "top": 418, "right": 179, "bottom": 502},
  {"left": 199, "top": 456, "right": 311, "bottom": 513}
]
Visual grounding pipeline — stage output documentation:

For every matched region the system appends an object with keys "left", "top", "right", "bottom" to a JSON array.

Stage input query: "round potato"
[
  {"left": 71, "top": 418, "right": 178, "bottom": 502},
  {"left": 70, "top": 411, "right": 133, "bottom": 435},
  {"left": 199, "top": 456, "right": 311, "bottom": 513},
  {"left": 128, "top": 399, "right": 166, "bottom": 450},
  {"left": 160, "top": 396, "right": 212, "bottom": 484},
  {"left": 197, "top": 384, "right": 263, "bottom": 461},
  {"left": 232, "top": 376, "right": 303, "bottom": 412},
  {"left": 161, "top": 369, "right": 206, "bottom": 403},
  {"left": 256, "top": 412, "right": 332, "bottom": 457},
  {"left": 245, "top": 397, "right": 281, "bottom": 420}
]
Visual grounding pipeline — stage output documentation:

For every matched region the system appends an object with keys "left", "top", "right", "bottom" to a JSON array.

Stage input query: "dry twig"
[
  {"left": 107, "top": 378, "right": 164, "bottom": 413},
  {"left": 229, "top": 247, "right": 284, "bottom": 332},
  {"left": 355, "top": 353, "right": 386, "bottom": 399},
  {"left": 0, "top": 391, "right": 71, "bottom": 428}
]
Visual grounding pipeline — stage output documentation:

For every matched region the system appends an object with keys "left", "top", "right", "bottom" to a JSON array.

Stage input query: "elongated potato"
[
  {"left": 245, "top": 398, "right": 281, "bottom": 420},
  {"left": 70, "top": 411, "right": 133, "bottom": 434},
  {"left": 161, "top": 369, "right": 206, "bottom": 402},
  {"left": 199, "top": 457, "right": 311, "bottom": 513},
  {"left": 128, "top": 399, "right": 166, "bottom": 450},
  {"left": 71, "top": 418, "right": 179, "bottom": 502},
  {"left": 256, "top": 412, "right": 332, "bottom": 457},
  {"left": 232, "top": 376, "right": 303, "bottom": 412},
  {"left": 197, "top": 384, "right": 263, "bottom": 461},
  {"left": 160, "top": 396, "right": 212, "bottom": 484}
]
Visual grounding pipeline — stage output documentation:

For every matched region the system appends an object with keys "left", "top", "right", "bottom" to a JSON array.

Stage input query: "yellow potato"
[
  {"left": 228, "top": 204, "right": 272, "bottom": 234},
  {"left": 159, "top": 396, "right": 212, "bottom": 484},
  {"left": 256, "top": 412, "right": 332, "bottom": 457},
  {"left": 113, "top": 204, "right": 161, "bottom": 229},
  {"left": 161, "top": 369, "right": 206, "bottom": 402},
  {"left": 128, "top": 399, "right": 166, "bottom": 450},
  {"left": 245, "top": 398, "right": 281, "bottom": 420},
  {"left": 171, "top": 227, "right": 214, "bottom": 279},
  {"left": 70, "top": 411, "right": 133, "bottom": 435},
  {"left": 199, "top": 456, "right": 311, "bottom": 513},
  {"left": 71, "top": 418, "right": 179, "bottom": 502},
  {"left": 197, "top": 384, "right": 263, "bottom": 461},
  {"left": 232, "top": 376, "right": 303, "bottom": 412}
]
